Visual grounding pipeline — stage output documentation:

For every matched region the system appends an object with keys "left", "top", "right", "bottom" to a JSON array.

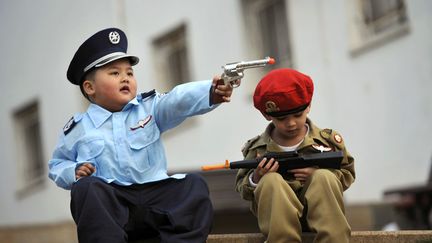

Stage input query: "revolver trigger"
[{"left": 231, "top": 79, "right": 241, "bottom": 88}]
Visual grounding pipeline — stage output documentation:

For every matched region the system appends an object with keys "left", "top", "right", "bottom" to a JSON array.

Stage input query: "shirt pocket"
[
  {"left": 76, "top": 137, "right": 105, "bottom": 162},
  {"left": 127, "top": 120, "right": 160, "bottom": 150}
]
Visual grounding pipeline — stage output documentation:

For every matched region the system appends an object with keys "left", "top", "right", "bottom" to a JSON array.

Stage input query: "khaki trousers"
[{"left": 254, "top": 170, "right": 350, "bottom": 243}]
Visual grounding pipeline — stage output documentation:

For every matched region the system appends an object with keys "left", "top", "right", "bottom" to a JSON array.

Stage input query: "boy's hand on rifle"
[
  {"left": 252, "top": 157, "right": 279, "bottom": 183},
  {"left": 289, "top": 167, "right": 317, "bottom": 184},
  {"left": 210, "top": 76, "right": 239, "bottom": 104},
  {"left": 75, "top": 163, "right": 96, "bottom": 180}
]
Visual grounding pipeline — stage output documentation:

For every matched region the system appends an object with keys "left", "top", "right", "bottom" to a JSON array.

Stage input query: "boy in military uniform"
[
  {"left": 48, "top": 28, "right": 236, "bottom": 243},
  {"left": 235, "top": 68, "right": 355, "bottom": 243}
]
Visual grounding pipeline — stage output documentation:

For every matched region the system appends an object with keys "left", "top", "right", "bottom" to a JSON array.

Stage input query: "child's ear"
[
  {"left": 82, "top": 80, "right": 95, "bottom": 96},
  {"left": 306, "top": 104, "right": 311, "bottom": 114}
]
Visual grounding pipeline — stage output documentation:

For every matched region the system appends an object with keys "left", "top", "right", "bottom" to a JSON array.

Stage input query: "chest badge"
[
  {"left": 130, "top": 115, "right": 152, "bottom": 131},
  {"left": 312, "top": 144, "right": 332, "bottom": 152}
]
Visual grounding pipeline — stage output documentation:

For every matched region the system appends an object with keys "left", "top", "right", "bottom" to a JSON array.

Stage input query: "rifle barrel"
[{"left": 200, "top": 151, "right": 344, "bottom": 172}]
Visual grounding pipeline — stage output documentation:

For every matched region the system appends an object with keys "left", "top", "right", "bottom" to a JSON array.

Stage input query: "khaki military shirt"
[{"left": 235, "top": 118, "right": 355, "bottom": 202}]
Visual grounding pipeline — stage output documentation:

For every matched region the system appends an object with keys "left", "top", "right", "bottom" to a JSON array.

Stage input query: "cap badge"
[
  {"left": 108, "top": 31, "right": 120, "bottom": 44},
  {"left": 312, "top": 144, "right": 332, "bottom": 152},
  {"left": 265, "top": 101, "right": 280, "bottom": 113}
]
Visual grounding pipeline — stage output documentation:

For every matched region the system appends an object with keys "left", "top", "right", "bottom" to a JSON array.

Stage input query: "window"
[
  {"left": 13, "top": 101, "right": 45, "bottom": 197},
  {"left": 152, "top": 24, "right": 190, "bottom": 92},
  {"left": 242, "top": 0, "right": 292, "bottom": 68},
  {"left": 362, "top": 0, "right": 407, "bottom": 34},
  {"left": 348, "top": 0, "right": 409, "bottom": 55}
]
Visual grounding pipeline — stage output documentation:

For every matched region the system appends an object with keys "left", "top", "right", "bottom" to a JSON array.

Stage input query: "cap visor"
[{"left": 95, "top": 54, "right": 139, "bottom": 68}]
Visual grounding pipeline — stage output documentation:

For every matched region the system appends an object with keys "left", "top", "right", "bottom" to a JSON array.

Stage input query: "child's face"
[
  {"left": 85, "top": 59, "right": 137, "bottom": 112},
  {"left": 266, "top": 105, "right": 310, "bottom": 140}
]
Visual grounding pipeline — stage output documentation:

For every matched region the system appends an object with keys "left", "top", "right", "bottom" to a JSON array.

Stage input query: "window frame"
[
  {"left": 241, "top": 0, "right": 293, "bottom": 68},
  {"left": 152, "top": 23, "right": 191, "bottom": 92},
  {"left": 13, "top": 100, "right": 46, "bottom": 198},
  {"left": 348, "top": 0, "right": 410, "bottom": 56}
]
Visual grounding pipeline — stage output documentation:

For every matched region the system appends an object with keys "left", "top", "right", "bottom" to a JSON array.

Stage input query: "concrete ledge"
[
  {"left": 206, "top": 231, "right": 432, "bottom": 243},
  {"left": 0, "top": 221, "right": 77, "bottom": 243},
  {"left": 351, "top": 231, "right": 432, "bottom": 243},
  {"left": 207, "top": 233, "right": 264, "bottom": 243}
]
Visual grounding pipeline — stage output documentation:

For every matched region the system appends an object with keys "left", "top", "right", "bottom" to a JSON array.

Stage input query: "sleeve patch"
[{"left": 334, "top": 134, "right": 343, "bottom": 143}]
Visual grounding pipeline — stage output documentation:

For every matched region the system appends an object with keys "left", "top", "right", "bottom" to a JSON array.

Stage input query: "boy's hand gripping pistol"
[{"left": 221, "top": 57, "right": 276, "bottom": 88}]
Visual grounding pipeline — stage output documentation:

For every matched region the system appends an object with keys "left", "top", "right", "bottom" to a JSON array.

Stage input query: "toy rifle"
[
  {"left": 201, "top": 151, "right": 344, "bottom": 173},
  {"left": 221, "top": 57, "right": 275, "bottom": 88}
]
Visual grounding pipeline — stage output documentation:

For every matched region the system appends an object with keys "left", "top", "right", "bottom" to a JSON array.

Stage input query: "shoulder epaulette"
[
  {"left": 241, "top": 135, "right": 260, "bottom": 156},
  {"left": 140, "top": 90, "right": 156, "bottom": 100},
  {"left": 320, "top": 128, "right": 344, "bottom": 147},
  {"left": 63, "top": 113, "right": 83, "bottom": 135},
  {"left": 320, "top": 128, "right": 332, "bottom": 139},
  {"left": 63, "top": 117, "right": 76, "bottom": 135}
]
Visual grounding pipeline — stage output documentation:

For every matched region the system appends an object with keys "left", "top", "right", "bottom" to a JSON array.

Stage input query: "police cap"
[
  {"left": 253, "top": 68, "right": 314, "bottom": 117},
  {"left": 67, "top": 28, "right": 139, "bottom": 85}
]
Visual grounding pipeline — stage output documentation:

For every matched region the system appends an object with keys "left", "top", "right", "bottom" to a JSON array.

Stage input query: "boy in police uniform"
[
  {"left": 235, "top": 68, "right": 355, "bottom": 243},
  {"left": 48, "top": 28, "right": 236, "bottom": 243}
]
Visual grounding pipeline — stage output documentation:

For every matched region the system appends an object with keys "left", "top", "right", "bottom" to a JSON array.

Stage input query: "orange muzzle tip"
[
  {"left": 268, "top": 57, "right": 276, "bottom": 65},
  {"left": 201, "top": 160, "right": 230, "bottom": 171}
]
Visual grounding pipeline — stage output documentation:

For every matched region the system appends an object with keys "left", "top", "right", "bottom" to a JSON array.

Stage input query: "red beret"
[{"left": 253, "top": 68, "right": 314, "bottom": 117}]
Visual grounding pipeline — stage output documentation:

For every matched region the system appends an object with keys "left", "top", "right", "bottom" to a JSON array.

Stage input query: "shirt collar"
[
  {"left": 122, "top": 97, "right": 139, "bottom": 111},
  {"left": 87, "top": 97, "right": 140, "bottom": 128},
  {"left": 87, "top": 104, "right": 113, "bottom": 128},
  {"left": 255, "top": 118, "right": 314, "bottom": 152}
]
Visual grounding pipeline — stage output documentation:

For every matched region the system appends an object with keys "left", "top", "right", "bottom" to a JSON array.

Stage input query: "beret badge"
[{"left": 265, "top": 101, "right": 280, "bottom": 113}]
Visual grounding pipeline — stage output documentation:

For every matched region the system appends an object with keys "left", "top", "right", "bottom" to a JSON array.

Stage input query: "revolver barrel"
[
  {"left": 234, "top": 56, "right": 275, "bottom": 70},
  {"left": 221, "top": 57, "right": 276, "bottom": 88}
]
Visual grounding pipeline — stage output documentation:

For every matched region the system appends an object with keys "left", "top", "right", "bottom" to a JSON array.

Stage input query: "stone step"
[{"left": 206, "top": 231, "right": 432, "bottom": 243}]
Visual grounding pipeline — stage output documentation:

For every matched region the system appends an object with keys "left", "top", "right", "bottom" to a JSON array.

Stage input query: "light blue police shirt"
[{"left": 48, "top": 80, "right": 217, "bottom": 190}]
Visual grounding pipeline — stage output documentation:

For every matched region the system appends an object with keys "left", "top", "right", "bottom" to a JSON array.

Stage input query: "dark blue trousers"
[{"left": 70, "top": 174, "right": 213, "bottom": 243}]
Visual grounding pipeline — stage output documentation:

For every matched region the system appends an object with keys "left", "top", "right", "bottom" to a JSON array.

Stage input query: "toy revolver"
[{"left": 221, "top": 57, "right": 275, "bottom": 88}]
